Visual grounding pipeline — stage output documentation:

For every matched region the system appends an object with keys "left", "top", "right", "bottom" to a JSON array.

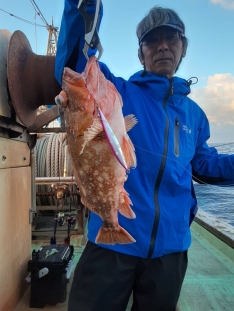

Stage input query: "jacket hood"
[{"left": 128, "top": 70, "right": 191, "bottom": 98}]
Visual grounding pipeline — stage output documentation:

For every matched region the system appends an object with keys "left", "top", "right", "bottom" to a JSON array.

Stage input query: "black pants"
[{"left": 68, "top": 241, "right": 187, "bottom": 311}]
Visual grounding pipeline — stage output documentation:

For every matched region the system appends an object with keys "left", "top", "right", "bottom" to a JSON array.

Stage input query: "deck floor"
[
  {"left": 178, "top": 227, "right": 234, "bottom": 310},
  {"left": 15, "top": 225, "right": 234, "bottom": 311}
]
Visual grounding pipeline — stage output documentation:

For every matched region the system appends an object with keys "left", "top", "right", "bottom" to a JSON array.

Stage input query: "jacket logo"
[{"left": 183, "top": 125, "right": 192, "bottom": 134}]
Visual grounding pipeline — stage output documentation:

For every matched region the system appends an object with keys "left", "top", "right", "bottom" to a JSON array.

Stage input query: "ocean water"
[{"left": 194, "top": 142, "right": 234, "bottom": 227}]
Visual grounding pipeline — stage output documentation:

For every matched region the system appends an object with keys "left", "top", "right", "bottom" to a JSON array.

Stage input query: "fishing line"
[{"left": 133, "top": 144, "right": 234, "bottom": 188}]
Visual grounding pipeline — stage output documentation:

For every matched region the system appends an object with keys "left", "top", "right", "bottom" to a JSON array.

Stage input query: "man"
[{"left": 55, "top": 2, "right": 234, "bottom": 311}]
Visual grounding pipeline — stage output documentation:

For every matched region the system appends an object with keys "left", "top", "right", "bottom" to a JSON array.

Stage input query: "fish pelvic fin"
[
  {"left": 80, "top": 117, "right": 103, "bottom": 154},
  {"left": 122, "top": 135, "right": 137, "bottom": 168},
  {"left": 119, "top": 190, "right": 136, "bottom": 219},
  {"left": 124, "top": 114, "right": 138, "bottom": 132},
  {"left": 95, "top": 224, "right": 136, "bottom": 245}
]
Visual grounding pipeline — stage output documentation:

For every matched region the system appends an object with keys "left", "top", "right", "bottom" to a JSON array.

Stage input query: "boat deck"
[
  {"left": 178, "top": 222, "right": 234, "bottom": 310},
  {"left": 14, "top": 221, "right": 234, "bottom": 311}
]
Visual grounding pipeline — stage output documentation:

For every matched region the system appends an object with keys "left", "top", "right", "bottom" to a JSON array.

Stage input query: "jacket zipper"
[
  {"left": 147, "top": 79, "right": 173, "bottom": 259},
  {"left": 174, "top": 116, "right": 180, "bottom": 157}
]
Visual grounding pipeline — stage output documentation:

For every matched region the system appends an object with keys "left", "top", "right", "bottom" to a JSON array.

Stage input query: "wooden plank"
[
  {"left": 0, "top": 166, "right": 31, "bottom": 311},
  {"left": 0, "top": 137, "right": 30, "bottom": 169}
]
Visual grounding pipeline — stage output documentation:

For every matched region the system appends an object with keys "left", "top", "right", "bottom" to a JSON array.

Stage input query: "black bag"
[{"left": 27, "top": 244, "right": 74, "bottom": 308}]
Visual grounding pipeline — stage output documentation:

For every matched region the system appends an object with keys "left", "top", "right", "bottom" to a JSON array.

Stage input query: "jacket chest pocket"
[{"left": 174, "top": 116, "right": 180, "bottom": 157}]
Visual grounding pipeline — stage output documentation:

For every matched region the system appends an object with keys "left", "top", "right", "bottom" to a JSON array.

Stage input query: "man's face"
[{"left": 139, "top": 26, "right": 186, "bottom": 78}]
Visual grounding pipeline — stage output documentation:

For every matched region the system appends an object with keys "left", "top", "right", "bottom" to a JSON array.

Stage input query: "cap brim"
[{"left": 139, "top": 24, "right": 184, "bottom": 43}]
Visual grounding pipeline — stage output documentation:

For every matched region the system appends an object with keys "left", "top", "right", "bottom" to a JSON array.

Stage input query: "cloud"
[
  {"left": 210, "top": 0, "right": 234, "bottom": 10},
  {"left": 189, "top": 73, "right": 234, "bottom": 142}
]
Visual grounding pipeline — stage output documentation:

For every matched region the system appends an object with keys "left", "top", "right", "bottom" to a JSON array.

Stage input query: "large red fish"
[{"left": 55, "top": 56, "right": 137, "bottom": 245}]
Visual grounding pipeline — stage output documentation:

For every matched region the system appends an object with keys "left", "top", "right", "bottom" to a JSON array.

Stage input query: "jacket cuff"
[{"left": 229, "top": 155, "right": 234, "bottom": 168}]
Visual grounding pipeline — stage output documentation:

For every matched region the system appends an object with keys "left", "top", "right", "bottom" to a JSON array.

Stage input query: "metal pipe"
[
  {"left": 35, "top": 176, "right": 77, "bottom": 185},
  {"left": 36, "top": 191, "right": 79, "bottom": 196},
  {"left": 63, "top": 145, "right": 69, "bottom": 177},
  {"left": 31, "top": 149, "right": 37, "bottom": 211},
  {"left": 29, "top": 148, "right": 37, "bottom": 224}
]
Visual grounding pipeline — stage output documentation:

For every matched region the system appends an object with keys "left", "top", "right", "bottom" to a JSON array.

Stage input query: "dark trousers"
[{"left": 68, "top": 241, "right": 187, "bottom": 311}]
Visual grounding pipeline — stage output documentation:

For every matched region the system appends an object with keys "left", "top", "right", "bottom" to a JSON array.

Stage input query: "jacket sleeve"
[
  {"left": 191, "top": 112, "right": 234, "bottom": 186},
  {"left": 54, "top": 0, "right": 103, "bottom": 85}
]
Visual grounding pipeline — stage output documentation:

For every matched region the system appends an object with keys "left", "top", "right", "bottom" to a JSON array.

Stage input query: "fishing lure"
[{"left": 97, "top": 105, "right": 128, "bottom": 171}]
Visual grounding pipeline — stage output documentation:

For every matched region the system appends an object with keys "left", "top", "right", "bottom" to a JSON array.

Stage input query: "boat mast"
[{"left": 46, "top": 18, "right": 59, "bottom": 56}]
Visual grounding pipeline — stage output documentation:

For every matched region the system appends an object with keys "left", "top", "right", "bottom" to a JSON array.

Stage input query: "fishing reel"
[
  {"left": 66, "top": 215, "right": 76, "bottom": 227},
  {"left": 56, "top": 212, "right": 66, "bottom": 226}
]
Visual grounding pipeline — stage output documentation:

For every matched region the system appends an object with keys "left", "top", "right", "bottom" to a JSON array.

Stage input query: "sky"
[{"left": 1, "top": 0, "right": 234, "bottom": 143}]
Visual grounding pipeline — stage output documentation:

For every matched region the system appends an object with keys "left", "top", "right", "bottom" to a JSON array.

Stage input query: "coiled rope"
[{"left": 34, "top": 133, "right": 77, "bottom": 207}]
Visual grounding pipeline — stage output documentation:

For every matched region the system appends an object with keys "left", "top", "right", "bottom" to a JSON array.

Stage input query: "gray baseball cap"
[{"left": 137, "top": 7, "right": 185, "bottom": 44}]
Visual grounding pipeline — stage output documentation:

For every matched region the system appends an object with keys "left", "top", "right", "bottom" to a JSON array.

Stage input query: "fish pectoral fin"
[
  {"left": 95, "top": 224, "right": 136, "bottom": 245},
  {"left": 119, "top": 190, "right": 136, "bottom": 219},
  {"left": 124, "top": 114, "right": 138, "bottom": 132},
  {"left": 80, "top": 118, "right": 103, "bottom": 154},
  {"left": 122, "top": 135, "right": 137, "bottom": 168}
]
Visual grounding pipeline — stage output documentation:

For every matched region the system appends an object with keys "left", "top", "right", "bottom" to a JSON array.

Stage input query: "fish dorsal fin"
[
  {"left": 80, "top": 118, "right": 103, "bottom": 154},
  {"left": 122, "top": 135, "right": 137, "bottom": 168},
  {"left": 124, "top": 115, "right": 138, "bottom": 132}
]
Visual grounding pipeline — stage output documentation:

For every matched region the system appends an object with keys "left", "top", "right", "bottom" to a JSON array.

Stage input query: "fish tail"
[
  {"left": 119, "top": 190, "right": 136, "bottom": 219},
  {"left": 122, "top": 135, "right": 137, "bottom": 168},
  {"left": 95, "top": 224, "right": 136, "bottom": 245}
]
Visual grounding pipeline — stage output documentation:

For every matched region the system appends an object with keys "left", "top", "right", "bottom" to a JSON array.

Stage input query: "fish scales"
[{"left": 55, "top": 56, "right": 138, "bottom": 245}]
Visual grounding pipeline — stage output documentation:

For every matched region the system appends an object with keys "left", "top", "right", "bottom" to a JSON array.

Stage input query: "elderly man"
[{"left": 55, "top": 2, "right": 234, "bottom": 311}]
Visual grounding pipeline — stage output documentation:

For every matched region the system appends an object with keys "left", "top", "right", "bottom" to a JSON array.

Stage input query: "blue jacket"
[{"left": 55, "top": 0, "right": 234, "bottom": 258}]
